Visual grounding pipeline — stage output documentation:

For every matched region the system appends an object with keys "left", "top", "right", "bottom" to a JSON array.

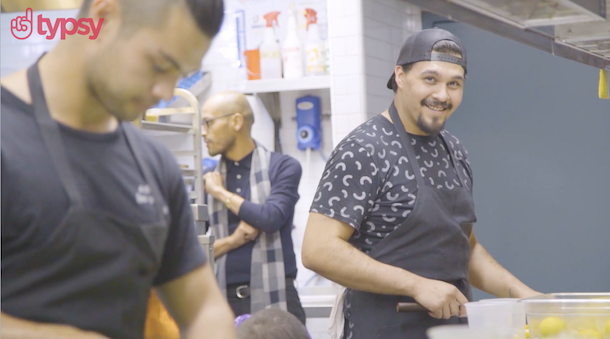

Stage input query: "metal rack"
[
  {"left": 138, "top": 89, "right": 212, "bottom": 265},
  {"left": 141, "top": 88, "right": 204, "bottom": 205}
]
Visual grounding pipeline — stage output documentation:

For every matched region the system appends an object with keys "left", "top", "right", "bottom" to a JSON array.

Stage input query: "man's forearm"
[
  {"left": 302, "top": 236, "right": 422, "bottom": 297},
  {"left": 156, "top": 265, "right": 237, "bottom": 339},
  {"left": 212, "top": 236, "right": 235, "bottom": 259},
  {"left": 0, "top": 312, "right": 109, "bottom": 339},
  {"left": 213, "top": 189, "right": 244, "bottom": 217},
  {"left": 183, "top": 274, "right": 236, "bottom": 339},
  {"left": 468, "top": 241, "right": 539, "bottom": 298},
  {"left": 185, "top": 291, "right": 235, "bottom": 339}
]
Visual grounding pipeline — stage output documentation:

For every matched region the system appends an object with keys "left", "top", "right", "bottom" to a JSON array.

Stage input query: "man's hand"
[
  {"left": 203, "top": 172, "right": 225, "bottom": 199},
  {"left": 411, "top": 278, "right": 469, "bottom": 320},
  {"left": 230, "top": 221, "right": 259, "bottom": 247}
]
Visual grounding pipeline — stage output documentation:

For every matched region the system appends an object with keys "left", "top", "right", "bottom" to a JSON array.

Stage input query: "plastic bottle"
[
  {"left": 324, "top": 40, "right": 330, "bottom": 75},
  {"left": 260, "top": 11, "right": 282, "bottom": 79},
  {"left": 282, "top": 4, "right": 304, "bottom": 79},
  {"left": 304, "top": 8, "right": 326, "bottom": 76}
]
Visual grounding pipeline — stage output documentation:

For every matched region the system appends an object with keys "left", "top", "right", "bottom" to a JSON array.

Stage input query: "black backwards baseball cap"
[{"left": 386, "top": 28, "right": 467, "bottom": 89}]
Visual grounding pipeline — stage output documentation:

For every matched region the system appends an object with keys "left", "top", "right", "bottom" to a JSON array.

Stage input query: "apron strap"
[
  {"left": 27, "top": 61, "right": 83, "bottom": 206},
  {"left": 388, "top": 102, "right": 425, "bottom": 187},
  {"left": 121, "top": 124, "right": 166, "bottom": 220}
]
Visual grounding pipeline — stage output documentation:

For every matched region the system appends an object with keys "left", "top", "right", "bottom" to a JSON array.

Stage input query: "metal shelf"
[
  {"left": 181, "top": 168, "right": 196, "bottom": 176},
  {"left": 146, "top": 107, "right": 196, "bottom": 116},
  {"left": 139, "top": 88, "right": 205, "bottom": 206},
  {"left": 226, "top": 75, "right": 331, "bottom": 94},
  {"left": 140, "top": 121, "right": 193, "bottom": 134},
  {"left": 173, "top": 150, "right": 198, "bottom": 157}
]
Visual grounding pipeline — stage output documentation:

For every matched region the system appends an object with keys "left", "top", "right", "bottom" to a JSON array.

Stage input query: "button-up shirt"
[{"left": 206, "top": 151, "right": 302, "bottom": 284}]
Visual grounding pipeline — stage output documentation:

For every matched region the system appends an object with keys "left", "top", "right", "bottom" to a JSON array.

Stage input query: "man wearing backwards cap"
[{"left": 302, "top": 28, "right": 540, "bottom": 339}]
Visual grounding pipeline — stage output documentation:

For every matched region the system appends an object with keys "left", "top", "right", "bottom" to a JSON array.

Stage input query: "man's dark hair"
[
  {"left": 236, "top": 309, "right": 310, "bottom": 339},
  {"left": 78, "top": 0, "right": 224, "bottom": 38},
  {"left": 391, "top": 39, "right": 463, "bottom": 93}
]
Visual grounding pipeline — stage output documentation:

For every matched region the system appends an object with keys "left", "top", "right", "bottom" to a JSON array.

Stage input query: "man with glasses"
[{"left": 201, "top": 91, "right": 306, "bottom": 325}]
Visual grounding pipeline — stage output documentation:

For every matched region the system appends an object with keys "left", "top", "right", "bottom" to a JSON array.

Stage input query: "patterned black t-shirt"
[{"left": 310, "top": 114, "right": 473, "bottom": 253}]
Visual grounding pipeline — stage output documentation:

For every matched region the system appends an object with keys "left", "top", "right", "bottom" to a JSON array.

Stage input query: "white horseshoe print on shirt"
[{"left": 311, "top": 115, "right": 472, "bottom": 254}]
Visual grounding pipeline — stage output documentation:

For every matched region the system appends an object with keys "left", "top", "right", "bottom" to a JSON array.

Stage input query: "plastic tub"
[
  {"left": 516, "top": 293, "right": 610, "bottom": 339},
  {"left": 427, "top": 324, "right": 514, "bottom": 339},
  {"left": 480, "top": 298, "right": 520, "bottom": 304},
  {"left": 465, "top": 301, "right": 516, "bottom": 330}
]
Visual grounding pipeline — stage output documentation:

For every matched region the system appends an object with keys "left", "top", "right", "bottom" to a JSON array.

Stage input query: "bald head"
[{"left": 203, "top": 91, "right": 255, "bottom": 130}]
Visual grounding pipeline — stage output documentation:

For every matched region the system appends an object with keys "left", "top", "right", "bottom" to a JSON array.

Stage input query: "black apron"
[
  {"left": 1, "top": 61, "right": 169, "bottom": 339},
  {"left": 344, "top": 102, "right": 476, "bottom": 339}
]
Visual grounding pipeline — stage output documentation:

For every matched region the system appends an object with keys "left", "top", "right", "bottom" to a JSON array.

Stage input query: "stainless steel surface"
[
  {"left": 304, "top": 306, "right": 332, "bottom": 318},
  {"left": 449, "top": 0, "right": 606, "bottom": 26},
  {"left": 190, "top": 204, "right": 208, "bottom": 221},
  {"left": 181, "top": 168, "right": 196, "bottom": 176},
  {"left": 409, "top": 0, "right": 610, "bottom": 71},
  {"left": 298, "top": 285, "right": 342, "bottom": 319},
  {"left": 140, "top": 121, "right": 194, "bottom": 134},
  {"left": 198, "top": 234, "right": 215, "bottom": 267},
  {"left": 191, "top": 204, "right": 208, "bottom": 235},
  {"left": 142, "top": 88, "right": 207, "bottom": 205}
]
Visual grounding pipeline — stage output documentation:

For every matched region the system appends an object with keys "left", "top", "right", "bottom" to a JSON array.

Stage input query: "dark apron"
[
  {"left": 344, "top": 102, "right": 476, "bottom": 339},
  {"left": 1, "top": 61, "right": 169, "bottom": 339}
]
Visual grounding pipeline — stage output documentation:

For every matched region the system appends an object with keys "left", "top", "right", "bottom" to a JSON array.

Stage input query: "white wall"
[
  {"left": 277, "top": 89, "right": 334, "bottom": 288},
  {"left": 1, "top": 9, "right": 79, "bottom": 77},
  {"left": 362, "top": 0, "right": 422, "bottom": 117},
  {"left": 326, "top": 0, "right": 367, "bottom": 145}
]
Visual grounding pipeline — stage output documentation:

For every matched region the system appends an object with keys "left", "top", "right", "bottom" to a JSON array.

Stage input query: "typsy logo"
[{"left": 11, "top": 8, "right": 104, "bottom": 40}]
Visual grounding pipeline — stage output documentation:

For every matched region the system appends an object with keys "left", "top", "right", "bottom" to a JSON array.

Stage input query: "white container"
[
  {"left": 282, "top": 7, "right": 304, "bottom": 79},
  {"left": 465, "top": 301, "right": 517, "bottom": 331},
  {"left": 480, "top": 298, "right": 520, "bottom": 304},
  {"left": 260, "top": 12, "right": 282, "bottom": 79},
  {"left": 427, "top": 324, "right": 514, "bottom": 339}
]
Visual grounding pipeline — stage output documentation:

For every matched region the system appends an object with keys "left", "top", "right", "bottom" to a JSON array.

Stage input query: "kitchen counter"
[{"left": 298, "top": 285, "right": 341, "bottom": 318}]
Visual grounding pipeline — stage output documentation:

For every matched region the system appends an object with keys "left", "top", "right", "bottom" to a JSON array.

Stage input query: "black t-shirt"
[
  {"left": 310, "top": 114, "right": 473, "bottom": 253},
  {"left": 1, "top": 87, "right": 207, "bottom": 286}
]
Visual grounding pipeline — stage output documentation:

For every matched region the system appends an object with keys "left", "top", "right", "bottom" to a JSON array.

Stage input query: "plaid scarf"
[{"left": 208, "top": 143, "right": 287, "bottom": 313}]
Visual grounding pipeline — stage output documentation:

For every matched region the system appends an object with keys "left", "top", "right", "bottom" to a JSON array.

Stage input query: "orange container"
[
  {"left": 144, "top": 290, "right": 180, "bottom": 339},
  {"left": 244, "top": 49, "right": 261, "bottom": 80}
]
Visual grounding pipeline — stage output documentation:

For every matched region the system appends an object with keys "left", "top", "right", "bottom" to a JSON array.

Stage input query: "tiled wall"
[
  {"left": 326, "top": 0, "right": 422, "bottom": 142},
  {"left": 326, "top": 0, "right": 367, "bottom": 145},
  {"left": 277, "top": 89, "right": 334, "bottom": 290},
  {"left": 362, "top": 0, "right": 422, "bottom": 117}
]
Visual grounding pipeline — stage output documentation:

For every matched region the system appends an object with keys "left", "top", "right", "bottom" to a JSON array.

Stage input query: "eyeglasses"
[{"left": 201, "top": 112, "right": 236, "bottom": 129}]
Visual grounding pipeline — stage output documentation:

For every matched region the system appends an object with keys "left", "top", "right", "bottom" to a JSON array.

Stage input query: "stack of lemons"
[{"left": 534, "top": 316, "right": 610, "bottom": 339}]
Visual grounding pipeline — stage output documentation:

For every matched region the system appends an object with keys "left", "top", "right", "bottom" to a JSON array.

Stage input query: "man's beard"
[
  {"left": 417, "top": 98, "right": 451, "bottom": 136},
  {"left": 416, "top": 114, "right": 445, "bottom": 136},
  {"left": 86, "top": 71, "right": 132, "bottom": 121}
]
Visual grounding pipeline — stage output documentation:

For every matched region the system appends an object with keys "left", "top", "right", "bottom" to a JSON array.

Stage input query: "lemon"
[
  {"left": 578, "top": 329, "right": 602, "bottom": 339},
  {"left": 605, "top": 319, "right": 610, "bottom": 335},
  {"left": 540, "top": 316, "right": 567, "bottom": 337}
]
